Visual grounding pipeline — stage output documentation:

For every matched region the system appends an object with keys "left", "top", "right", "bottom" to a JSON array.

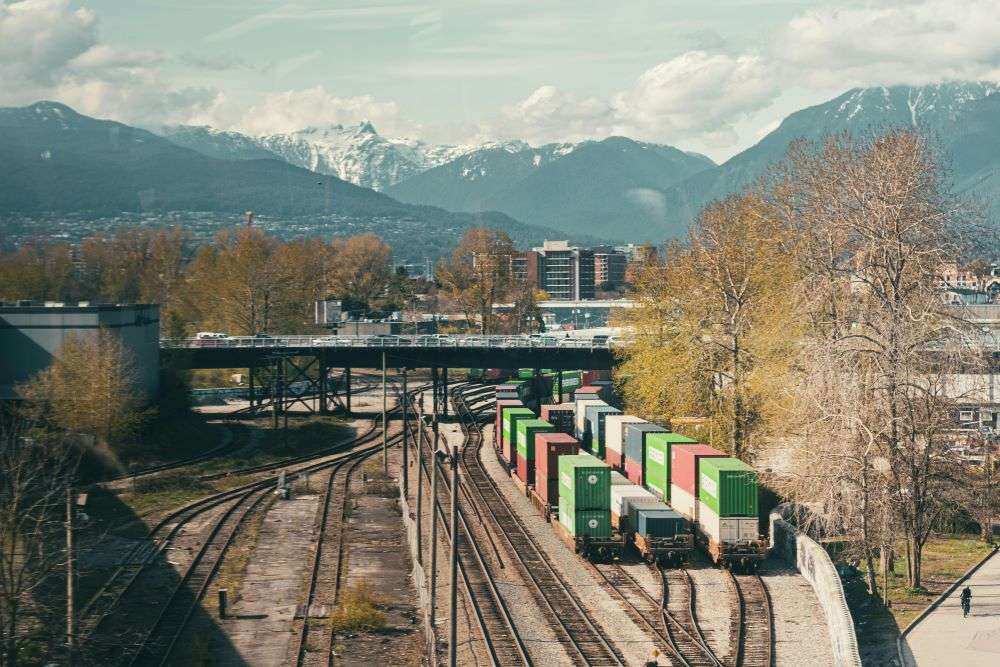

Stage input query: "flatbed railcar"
[
  {"left": 632, "top": 531, "right": 694, "bottom": 567},
  {"left": 699, "top": 530, "right": 769, "bottom": 571},
  {"left": 552, "top": 519, "right": 625, "bottom": 563}
]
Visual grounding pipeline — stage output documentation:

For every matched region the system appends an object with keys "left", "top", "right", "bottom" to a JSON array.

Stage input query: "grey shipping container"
[
  {"left": 635, "top": 507, "right": 688, "bottom": 539},
  {"left": 623, "top": 422, "right": 669, "bottom": 465}
]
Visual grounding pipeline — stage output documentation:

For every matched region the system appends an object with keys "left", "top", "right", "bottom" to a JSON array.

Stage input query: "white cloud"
[
  {"left": 493, "top": 51, "right": 779, "bottom": 148},
  {"left": 0, "top": 0, "right": 223, "bottom": 127},
  {"left": 779, "top": 1, "right": 1000, "bottom": 87},
  {"left": 236, "top": 86, "right": 404, "bottom": 136}
]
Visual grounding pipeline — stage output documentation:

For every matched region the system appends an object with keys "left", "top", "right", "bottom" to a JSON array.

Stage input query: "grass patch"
[
  {"left": 329, "top": 582, "right": 387, "bottom": 634},
  {"left": 111, "top": 474, "right": 257, "bottom": 523},
  {"left": 850, "top": 534, "right": 995, "bottom": 633}
]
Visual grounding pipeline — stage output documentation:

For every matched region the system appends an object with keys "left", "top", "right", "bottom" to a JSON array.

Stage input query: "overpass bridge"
[{"left": 161, "top": 334, "right": 615, "bottom": 416}]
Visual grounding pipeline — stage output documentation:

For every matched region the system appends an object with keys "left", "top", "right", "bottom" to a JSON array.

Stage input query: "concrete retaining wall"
[
  {"left": 770, "top": 507, "right": 862, "bottom": 667},
  {"left": 397, "top": 476, "right": 438, "bottom": 662}
]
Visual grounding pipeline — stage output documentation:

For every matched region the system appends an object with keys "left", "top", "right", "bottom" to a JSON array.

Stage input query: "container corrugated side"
[
  {"left": 698, "top": 457, "right": 758, "bottom": 517},
  {"left": 515, "top": 419, "right": 554, "bottom": 461},
  {"left": 584, "top": 404, "right": 621, "bottom": 458},
  {"left": 604, "top": 415, "right": 645, "bottom": 455},
  {"left": 636, "top": 508, "right": 688, "bottom": 539},
  {"left": 611, "top": 484, "right": 656, "bottom": 517},
  {"left": 558, "top": 503, "right": 611, "bottom": 538},
  {"left": 574, "top": 399, "right": 605, "bottom": 440},
  {"left": 670, "top": 444, "right": 727, "bottom": 496},
  {"left": 558, "top": 453, "right": 610, "bottom": 511},
  {"left": 535, "top": 434, "right": 578, "bottom": 506},
  {"left": 697, "top": 501, "right": 759, "bottom": 543},
  {"left": 623, "top": 497, "right": 671, "bottom": 531}
]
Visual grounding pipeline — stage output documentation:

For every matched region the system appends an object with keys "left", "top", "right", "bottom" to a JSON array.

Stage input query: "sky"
[{"left": 3, "top": 0, "right": 1000, "bottom": 162}]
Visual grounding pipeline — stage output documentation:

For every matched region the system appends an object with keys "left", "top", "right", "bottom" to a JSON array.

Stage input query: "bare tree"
[
  {"left": 0, "top": 411, "right": 79, "bottom": 666},
  {"left": 436, "top": 229, "right": 515, "bottom": 334}
]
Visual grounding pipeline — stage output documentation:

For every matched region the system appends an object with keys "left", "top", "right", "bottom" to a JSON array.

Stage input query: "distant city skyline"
[{"left": 2, "top": 0, "right": 1000, "bottom": 161}]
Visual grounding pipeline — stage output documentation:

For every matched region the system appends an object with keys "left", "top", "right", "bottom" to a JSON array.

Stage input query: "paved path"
[{"left": 903, "top": 548, "right": 1000, "bottom": 666}]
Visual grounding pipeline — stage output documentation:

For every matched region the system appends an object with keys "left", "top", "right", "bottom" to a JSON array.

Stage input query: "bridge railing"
[{"left": 160, "top": 334, "right": 614, "bottom": 351}]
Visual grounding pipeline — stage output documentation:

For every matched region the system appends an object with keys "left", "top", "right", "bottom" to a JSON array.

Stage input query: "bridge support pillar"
[
  {"left": 318, "top": 354, "right": 328, "bottom": 414},
  {"left": 248, "top": 361, "right": 256, "bottom": 411},
  {"left": 557, "top": 368, "right": 563, "bottom": 403},
  {"left": 432, "top": 367, "right": 439, "bottom": 416},
  {"left": 343, "top": 367, "right": 351, "bottom": 415},
  {"left": 442, "top": 367, "right": 449, "bottom": 417}
]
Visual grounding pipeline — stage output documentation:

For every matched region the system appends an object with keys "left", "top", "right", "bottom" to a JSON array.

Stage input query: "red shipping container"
[
  {"left": 606, "top": 448, "right": 623, "bottom": 469},
  {"left": 625, "top": 457, "right": 644, "bottom": 487},
  {"left": 515, "top": 453, "right": 533, "bottom": 487},
  {"left": 670, "top": 444, "right": 727, "bottom": 496},
  {"left": 495, "top": 400, "right": 523, "bottom": 454},
  {"left": 582, "top": 370, "right": 610, "bottom": 385},
  {"left": 574, "top": 385, "right": 602, "bottom": 399},
  {"left": 534, "top": 433, "right": 579, "bottom": 506}
]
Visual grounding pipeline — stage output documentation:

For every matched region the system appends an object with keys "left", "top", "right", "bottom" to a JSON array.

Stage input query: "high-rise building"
[
  {"left": 593, "top": 246, "right": 628, "bottom": 288},
  {"left": 517, "top": 241, "right": 595, "bottom": 301}
]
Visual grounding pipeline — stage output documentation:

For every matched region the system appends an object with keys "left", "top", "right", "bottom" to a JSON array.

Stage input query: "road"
[{"left": 902, "top": 547, "right": 1000, "bottom": 666}]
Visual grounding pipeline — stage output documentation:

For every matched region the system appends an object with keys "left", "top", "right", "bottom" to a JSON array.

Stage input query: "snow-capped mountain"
[
  {"left": 254, "top": 122, "right": 481, "bottom": 191},
  {"left": 159, "top": 122, "right": 574, "bottom": 191}
]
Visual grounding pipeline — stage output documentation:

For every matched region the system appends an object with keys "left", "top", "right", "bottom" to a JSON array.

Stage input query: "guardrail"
[{"left": 161, "top": 334, "right": 614, "bottom": 351}]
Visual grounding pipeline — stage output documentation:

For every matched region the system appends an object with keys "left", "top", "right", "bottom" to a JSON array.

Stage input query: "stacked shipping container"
[
  {"left": 515, "top": 418, "right": 555, "bottom": 487},
  {"left": 697, "top": 457, "right": 759, "bottom": 543},
  {"left": 534, "top": 433, "right": 579, "bottom": 506},
  {"left": 558, "top": 454, "right": 611, "bottom": 538},
  {"left": 540, "top": 404, "right": 576, "bottom": 435},
  {"left": 622, "top": 423, "right": 669, "bottom": 487},
  {"left": 501, "top": 407, "right": 535, "bottom": 469},
  {"left": 670, "top": 444, "right": 727, "bottom": 521},
  {"left": 603, "top": 415, "right": 645, "bottom": 469},
  {"left": 583, "top": 404, "right": 621, "bottom": 459},
  {"left": 641, "top": 431, "right": 697, "bottom": 500}
]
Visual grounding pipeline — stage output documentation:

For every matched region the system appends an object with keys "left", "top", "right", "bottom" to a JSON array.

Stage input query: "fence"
[{"left": 770, "top": 505, "right": 862, "bottom": 667}]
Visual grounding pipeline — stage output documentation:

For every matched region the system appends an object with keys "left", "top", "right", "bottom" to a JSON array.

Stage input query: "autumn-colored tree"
[
  {"left": 18, "top": 330, "right": 143, "bottom": 453},
  {"left": 0, "top": 242, "right": 76, "bottom": 302},
  {"left": 185, "top": 227, "right": 287, "bottom": 335},
  {"left": 329, "top": 234, "right": 393, "bottom": 315},
  {"left": 618, "top": 194, "right": 801, "bottom": 459},
  {"left": 436, "top": 228, "right": 515, "bottom": 334}
]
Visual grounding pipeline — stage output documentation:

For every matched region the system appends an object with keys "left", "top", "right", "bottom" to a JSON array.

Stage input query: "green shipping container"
[
  {"left": 502, "top": 407, "right": 535, "bottom": 446},
  {"left": 558, "top": 502, "right": 611, "bottom": 538},
  {"left": 516, "top": 419, "right": 555, "bottom": 460},
  {"left": 517, "top": 369, "right": 535, "bottom": 379},
  {"left": 698, "top": 457, "right": 758, "bottom": 517},
  {"left": 644, "top": 432, "right": 699, "bottom": 500},
  {"left": 558, "top": 453, "right": 610, "bottom": 511}
]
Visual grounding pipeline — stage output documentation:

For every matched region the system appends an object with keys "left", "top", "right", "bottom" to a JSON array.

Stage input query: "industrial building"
[{"left": 0, "top": 302, "right": 160, "bottom": 400}]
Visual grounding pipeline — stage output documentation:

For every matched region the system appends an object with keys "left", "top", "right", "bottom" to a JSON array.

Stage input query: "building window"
[{"left": 959, "top": 410, "right": 974, "bottom": 422}]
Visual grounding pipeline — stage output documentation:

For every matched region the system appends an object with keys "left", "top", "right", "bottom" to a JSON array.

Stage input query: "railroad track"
[
  {"left": 414, "top": 394, "right": 531, "bottom": 666},
  {"left": 291, "top": 447, "right": 378, "bottom": 666},
  {"left": 452, "top": 386, "right": 623, "bottom": 666},
  {"left": 727, "top": 571, "right": 773, "bottom": 667},
  {"left": 80, "top": 384, "right": 415, "bottom": 664}
]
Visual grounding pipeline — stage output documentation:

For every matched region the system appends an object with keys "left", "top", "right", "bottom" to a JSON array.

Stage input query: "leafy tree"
[
  {"left": 0, "top": 243, "right": 76, "bottom": 302},
  {"left": 436, "top": 228, "right": 515, "bottom": 334},
  {"left": 329, "top": 234, "right": 393, "bottom": 316}
]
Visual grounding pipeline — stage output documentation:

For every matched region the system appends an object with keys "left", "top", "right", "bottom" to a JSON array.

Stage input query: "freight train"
[{"left": 492, "top": 379, "right": 767, "bottom": 571}]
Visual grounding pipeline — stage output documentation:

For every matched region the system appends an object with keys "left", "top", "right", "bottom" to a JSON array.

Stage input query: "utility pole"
[
  {"left": 65, "top": 486, "right": 75, "bottom": 666},
  {"left": 402, "top": 367, "right": 409, "bottom": 496},
  {"left": 416, "top": 394, "right": 424, "bottom": 563},
  {"left": 429, "top": 416, "right": 440, "bottom": 626},
  {"left": 382, "top": 350, "right": 388, "bottom": 473},
  {"left": 448, "top": 443, "right": 459, "bottom": 667}
]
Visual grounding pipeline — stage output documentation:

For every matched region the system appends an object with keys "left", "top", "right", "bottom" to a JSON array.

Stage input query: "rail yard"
[{"left": 72, "top": 371, "right": 835, "bottom": 666}]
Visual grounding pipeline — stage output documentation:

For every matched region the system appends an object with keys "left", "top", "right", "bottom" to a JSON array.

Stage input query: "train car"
[
  {"left": 495, "top": 399, "right": 523, "bottom": 453},
  {"left": 501, "top": 407, "right": 535, "bottom": 469},
  {"left": 556, "top": 453, "right": 623, "bottom": 562},
  {"left": 574, "top": 398, "right": 605, "bottom": 445},
  {"left": 635, "top": 429, "right": 692, "bottom": 497},
  {"left": 483, "top": 368, "right": 514, "bottom": 381},
  {"left": 583, "top": 403, "right": 621, "bottom": 459},
  {"left": 540, "top": 403, "right": 575, "bottom": 435},
  {"left": 604, "top": 415, "right": 645, "bottom": 469},
  {"left": 531, "top": 433, "right": 579, "bottom": 517},
  {"left": 696, "top": 457, "right": 767, "bottom": 571},
  {"left": 515, "top": 418, "right": 555, "bottom": 488},
  {"left": 548, "top": 370, "right": 582, "bottom": 403},
  {"left": 626, "top": 500, "right": 694, "bottom": 566}
]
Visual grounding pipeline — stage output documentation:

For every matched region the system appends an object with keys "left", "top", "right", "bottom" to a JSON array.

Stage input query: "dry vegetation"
[{"left": 328, "top": 582, "right": 387, "bottom": 634}]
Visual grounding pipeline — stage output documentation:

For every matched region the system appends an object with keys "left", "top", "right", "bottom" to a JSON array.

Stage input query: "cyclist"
[{"left": 960, "top": 586, "right": 972, "bottom": 617}]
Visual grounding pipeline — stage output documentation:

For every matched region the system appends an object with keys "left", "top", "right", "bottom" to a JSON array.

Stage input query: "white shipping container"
[
  {"left": 603, "top": 415, "right": 645, "bottom": 454},
  {"left": 575, "top": 399, "right": 605, "bottom": 439},
  {"left": 610, "top": 471, "right": 631, "bottom": 486},
  {"left": 697, "top": 501, "right": 759, "bottom": 543},
  {"left": 611, "top": 484, "right": 655, "bottom": 516},
  {"left": 670, "top": 484, "right": 697, "bottom": 522}
]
